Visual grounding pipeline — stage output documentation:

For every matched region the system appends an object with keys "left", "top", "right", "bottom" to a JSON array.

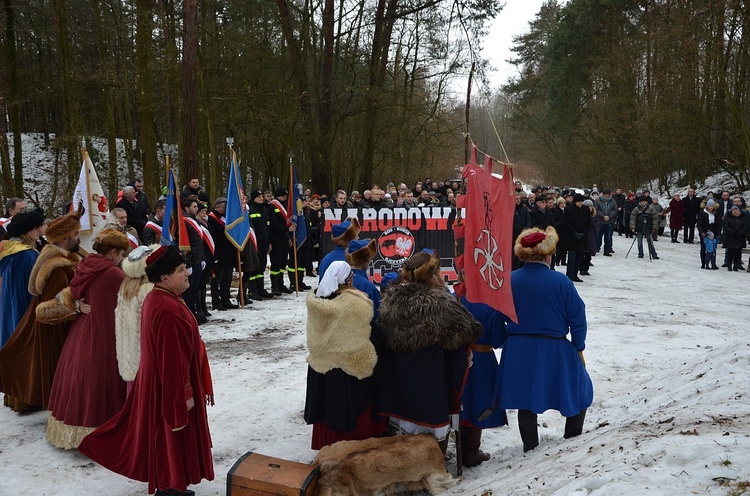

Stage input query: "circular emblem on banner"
[{"left": 378, "top": 226, "right": 415, "bottom": 265}]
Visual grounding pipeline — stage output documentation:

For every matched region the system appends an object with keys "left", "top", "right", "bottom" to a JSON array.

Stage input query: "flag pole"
[
  {"left": 81, "top": 137, "right": 93, "bottom": 230},
  {"left": 289, "top": 152, "right": 299, "bottom": 295},
  {"left": 229, "top": 142, "right": 245, "bottom": 309}
]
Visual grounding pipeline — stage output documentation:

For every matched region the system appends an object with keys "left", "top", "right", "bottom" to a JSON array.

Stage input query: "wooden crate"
[{"left": 227, "top": 452, "right": 320, "bottom": 496}]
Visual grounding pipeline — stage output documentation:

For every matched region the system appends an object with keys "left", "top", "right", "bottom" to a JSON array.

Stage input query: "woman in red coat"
[
  {"left": 668, "top": 193, "right": 686, "bottom": 243},
  {"left": 46, "top": 229, "right": 129, "bottom": 448},
  {"left": 79, "top": 245, "right": 214, "bottom": 496}
]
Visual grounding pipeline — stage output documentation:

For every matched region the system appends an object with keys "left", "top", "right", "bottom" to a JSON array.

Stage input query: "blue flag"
[
  {"left": 225, "top": 151, "right": 251, "bottom": 251},
  {"left": 291, "top": 167, "right": 307, "bottom": 248}
]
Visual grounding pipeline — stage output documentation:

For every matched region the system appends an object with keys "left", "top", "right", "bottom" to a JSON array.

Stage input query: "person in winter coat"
[
  {"left": 304, "top": 261, "right": 385, "bottom": 449},
  {"left": 697, "top": 199, "right": 723, "bottom": 269},
  {"left": 318, "top": 218, "right": 360, "bottom": 280},
  {"left": 114, "top": 245, "right": 156, "bottom": 395},
  {"left": 181, "top": 196, "right": 206, "bottom": 322},
  {"left": 668, "top": 193, "right": 685, "bottom": 243},
  {"left": 630, "top": 197, "right": 660, "bottom": 259},
  {"left": 579, "top": 201, "right": 598, "bottom": 276},
  {"left": 495, "top": 226, "right": 593, "bottom": 452},
  {"left": 623, "top": 193, "right": 637, "bottom": 239},
  {"left": 560, "top": 194, "right": 592, "bottom": 282},
  {"left": 682, "top": 188, "right": 701, "bottom": 243},
  {"left": 594, "top": 188, "right": 618, "bottom": 255},
  {"left": 207, "top": 197, "right": 239, "bottom": 310},
  {"left": 651, "top": 197, "right": 667, "bottom": 240},
  {"left": 0, "top": 210, "right": 45, "bottom": 348},
  {"left": 375, "top": 250, "right": 482, "bottom": 453},
  {"left": 512, "top": 192, "right": 532, "bottom": 270},
  {"left": 704, "top": 231, "right": 719, "bottom": 270},
  {"left": 247, "top": 189, "right": 275, "bottom": 299},
  {"left": 721, "top": 205, "right": 748, "bottom": 271},
  {"left": 46, "top": 229, "right": 129, "bottom": 449}
]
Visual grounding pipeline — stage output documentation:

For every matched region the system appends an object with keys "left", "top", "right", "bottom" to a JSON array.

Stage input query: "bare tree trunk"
[
  {"left": 135, "top": 0, "right": 160, "bottom": 203},
  {"left": 181, "top": 0, "right": 199, "bottom": 182},
  {"left": 3, "top": 0, "right": 23, "bottom": 195}
]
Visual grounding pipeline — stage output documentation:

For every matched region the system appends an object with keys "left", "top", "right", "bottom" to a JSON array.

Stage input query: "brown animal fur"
[{"left": 313, "top": 434, "right": 455, "bottom": 496}]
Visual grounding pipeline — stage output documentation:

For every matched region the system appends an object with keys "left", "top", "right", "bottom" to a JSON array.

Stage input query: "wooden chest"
[{"left": 227, "top": 452, "right": 320, "bottom": 496}]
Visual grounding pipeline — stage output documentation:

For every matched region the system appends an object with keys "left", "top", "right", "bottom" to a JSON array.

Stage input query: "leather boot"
[
  {"left": 564, "top": 409, "right": 587, "bottom": 439},
  {"left": 437, "top": 436, "right": 449, "bottom": 456},
  {"left": 270, "top": 275, "right": 282, "bottom": 296},
  {"left": 200, "top": 289, "right": 211, "bottom": 317},
  {"left": 278, "top": 274, "right": 293, "bottom": 294},
  {"left": 517, "top": 410, "right": 539, "bottom": 452},
  {"left": 248, "top": 278, "right": 264, "bottom": 300},
  {"left": 257, "top": 278, "right": 274, "bottom": 298},
  {"left": 461, "top": 426, "right": 491, "bottom": 467}
]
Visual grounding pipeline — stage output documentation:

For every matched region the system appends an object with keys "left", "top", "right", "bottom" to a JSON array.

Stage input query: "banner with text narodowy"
[{"left": 320, "top": 207, "right": 459, "bottom": 283}]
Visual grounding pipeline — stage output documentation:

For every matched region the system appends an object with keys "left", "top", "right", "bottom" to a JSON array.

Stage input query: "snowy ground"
[{"left": 2, "top": 231, "right": 750, "bottom": 496}]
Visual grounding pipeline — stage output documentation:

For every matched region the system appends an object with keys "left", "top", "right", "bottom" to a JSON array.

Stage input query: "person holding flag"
[
  {"left": 269, "top": 188, "right": 293, "bottom": 294},
  {"left": 287, "top": 170, "right": 310, "bottom": 291}
]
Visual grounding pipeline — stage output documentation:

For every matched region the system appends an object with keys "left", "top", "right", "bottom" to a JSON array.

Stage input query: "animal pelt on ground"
[{"left": 313, "top": 434, "right": 456, "bottom": 496}]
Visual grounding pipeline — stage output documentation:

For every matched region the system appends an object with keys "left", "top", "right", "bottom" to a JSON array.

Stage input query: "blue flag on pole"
[
  {"left": 225, "top": 151, "right": 251, "bottom": 251},
  {"left": 291, "top": 167, "right": 307, "bottom": 248}
]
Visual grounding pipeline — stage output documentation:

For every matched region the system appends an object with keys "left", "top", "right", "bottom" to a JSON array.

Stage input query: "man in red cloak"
[{"left": 78, "top": 245, "right": 214, "bottom": 496}]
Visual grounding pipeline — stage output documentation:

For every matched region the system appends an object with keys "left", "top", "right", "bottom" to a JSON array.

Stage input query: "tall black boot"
[
  {"left": 270, "top": 274, "right": 282, "bottom": 296},
  {"left": 200, "top": 288, "right": 211, "bottom": 317},
  {"left": 517, "top": 410, "right": 539, "bottom": 452},
  {"left": 461, "top": 426, "right": 491, "bottom": 467},
  {"left": 247, "top": 277, "right": 263, "bottom": 300},
  {"left": 563, "top": 409, "right": 587, "bottom": 439},
  {"left": 256, "top": 277, "right": 274, "bottom": 298}
]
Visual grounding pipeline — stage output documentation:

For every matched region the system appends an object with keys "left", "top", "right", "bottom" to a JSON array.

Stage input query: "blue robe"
[
  {"left": 460, "top": 298, "right": 507, "bottom": 428},
  {"left": 0, "top": 247, "right": 39, "bottom": 348},
  {"left": 495, "top": 262, "right": 593, "bottom": 417},
  {"left": 318, "top": 246, "right": 347, "bottom": 282}
]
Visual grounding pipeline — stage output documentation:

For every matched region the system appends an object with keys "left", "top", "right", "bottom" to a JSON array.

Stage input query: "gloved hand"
[
  {"left": 201, "top": 260, "right": 206, "bottom": 270},
  {"left": 578, "top": 351, "right": 586, "bottom": 367}
]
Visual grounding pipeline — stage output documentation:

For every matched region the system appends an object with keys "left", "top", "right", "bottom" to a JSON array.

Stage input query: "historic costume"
[
  {"left": 79, "top": 245, "right": 214, "bottom": 495},
  {"left": 47, "top": 230, "right": 129, "bottom": 449},
  {"left": 495, "top": 227, "right": 593, "bottom": 452},
  {"left": 0, "top": 212, "right": 83, "bottom": 412},
  {"left": 376, "top": 251, "right": 482, "bottom": 444},
  {"left": 304, "top": 261, "right": 384, "bottom": 449},
  {"left": 317, "top": 218, "right": 360, "bottom": 281},
  {"left": 0, "top": 211, "right": 45, "bottom": 348}
]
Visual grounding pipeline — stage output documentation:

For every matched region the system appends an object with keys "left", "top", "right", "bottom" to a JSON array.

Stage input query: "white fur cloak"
[
  {"left": 305, "top": 289, "right": 376, "bottom": 380},
  {"left": 114, "top": 282, "right": 153, "bottom": 382}
]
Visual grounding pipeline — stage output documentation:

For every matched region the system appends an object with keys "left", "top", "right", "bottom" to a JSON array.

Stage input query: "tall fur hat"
[
  {"left": 514, "top": 226, "right": 559, "bottom": 261},
  {"left": 92, "top": 229, "right": 130, "bottom": 253},
  {"left": 331, "top": 217, "right": 361, "bottom": 247},
  {"left": 346, "top": 239, "right": 377, "bottom": 267},
  {"left": 145, "top": 245, "right": 187, "bottom": 283},
  {"left": 46, "top": 210, "right": 83, "bottom": 244},
  {"left": 122, "top": 244, "right": 159, "bottom": 278}
]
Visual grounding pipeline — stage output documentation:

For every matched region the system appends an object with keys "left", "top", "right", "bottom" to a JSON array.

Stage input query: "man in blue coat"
[{"left": 318, "top": 218, "right": 360, "bottom": 281}]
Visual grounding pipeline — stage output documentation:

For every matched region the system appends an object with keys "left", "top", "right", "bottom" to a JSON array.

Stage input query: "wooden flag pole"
[{"left": 289, "top": 154, "right": 300, "bottom": 295}]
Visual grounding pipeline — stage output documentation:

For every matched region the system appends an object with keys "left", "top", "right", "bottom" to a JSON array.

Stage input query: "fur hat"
[
  {"left": 275, "top": 187, "right": 288, "bottom": 198},
  {"left": 6, "top": 211, "right": 45, "bottom": 238},
  {"left": 331, "top": 217, "right": 361, "bottom": 247},
  {"left": 346, "top": 239, "right": 377, "bottom": 267},
  {"left": 145, "top": 245, "right": 187, "bottom": 283},
  {"left": 213, "top": 197, "right": 228, "bottom": 207},
  {"left": 573, "top": 193, "right": 585, "bottom": 203},
  {"left": 46, "top": 211, "right": 83, "bottom": 244},
  {"left": 514, "top": 226, "right": 559, "bottom": 262},
  {"left": 92, "top": 229, "right": 130, "bottom": 253},
  {"left": 122, "top": 244, "right": 159, "bottom": 278},
  {"left": 401, "top": 250, "right": 441, "bottom": 284}
]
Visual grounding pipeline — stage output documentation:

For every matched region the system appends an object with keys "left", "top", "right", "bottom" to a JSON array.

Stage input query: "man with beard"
[{"left": 0, "top": 210, "right": 88, "bottom": 412}]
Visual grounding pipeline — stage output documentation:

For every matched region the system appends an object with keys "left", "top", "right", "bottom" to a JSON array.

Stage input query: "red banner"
[{"left": 461, "top": 163, "right": 517, "bottom": 322}]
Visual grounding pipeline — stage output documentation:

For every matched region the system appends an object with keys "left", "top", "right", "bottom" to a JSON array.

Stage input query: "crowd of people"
[{"left": 0, "top": 173, "right": 747, "bottom": 495}]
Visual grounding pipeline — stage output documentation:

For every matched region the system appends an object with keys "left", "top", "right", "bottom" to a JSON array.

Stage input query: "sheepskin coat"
[
  {"left": 0, "top": 243, "right": 81, "bottom": 409},
  {"left": 115, "top": 283, "right": 153, "bottom": 382},
  {"left": 375, "top": 283, "right": 482, "bottom": 427},
  {"left": 304, "top": 289, "right": 383, "bottom": 439}
]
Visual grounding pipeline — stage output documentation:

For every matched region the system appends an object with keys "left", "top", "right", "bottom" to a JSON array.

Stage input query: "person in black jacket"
[
  {"left": 561, "top": 194, "right": 592, "bottom": 282},
  {"left": 721, "top": 205, "right": 747, "bottom": 271},
  {"left": 181, "top": 195, "right": 206, "bottom": 323},
  {"left": 247, "top": 190, "right": 274, "bottom": 299},
  {"left": 207, "top": 197, "right": 239, "bottom": 310},
  {"left": 181, "top": 177, "right": 210, "bottom": 204},
  {"left": 697, "top": 198, "right": 723, "bottom": 269},
  {"left": 530, "top": 195, "right": 553, "bottom": 230},
  {"left": 115, "top": 186, "right": 148, "bottom": 236},
  {"left": 681, "top": 188, "right": 701, "bottom": 243},
  {"left": 140, "top": 200, "right": 165, "bottom": 246},
  {"left": 512, "top": 192, "right": 532, "bottom": 270}
]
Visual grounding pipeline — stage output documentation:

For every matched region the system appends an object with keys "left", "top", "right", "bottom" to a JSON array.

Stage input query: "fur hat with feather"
[{"left": 122, "top": 244, "right": 160, "bottom": 278}]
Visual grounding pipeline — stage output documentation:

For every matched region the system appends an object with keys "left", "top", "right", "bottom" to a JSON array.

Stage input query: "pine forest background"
[{"left": 2, "top": 0, "right": 750, "bottom": 212}]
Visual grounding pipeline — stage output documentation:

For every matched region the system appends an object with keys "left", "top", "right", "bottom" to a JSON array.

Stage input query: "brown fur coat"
[{"left": 377, "top": 283, "right": 482, "bottom": 353}]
